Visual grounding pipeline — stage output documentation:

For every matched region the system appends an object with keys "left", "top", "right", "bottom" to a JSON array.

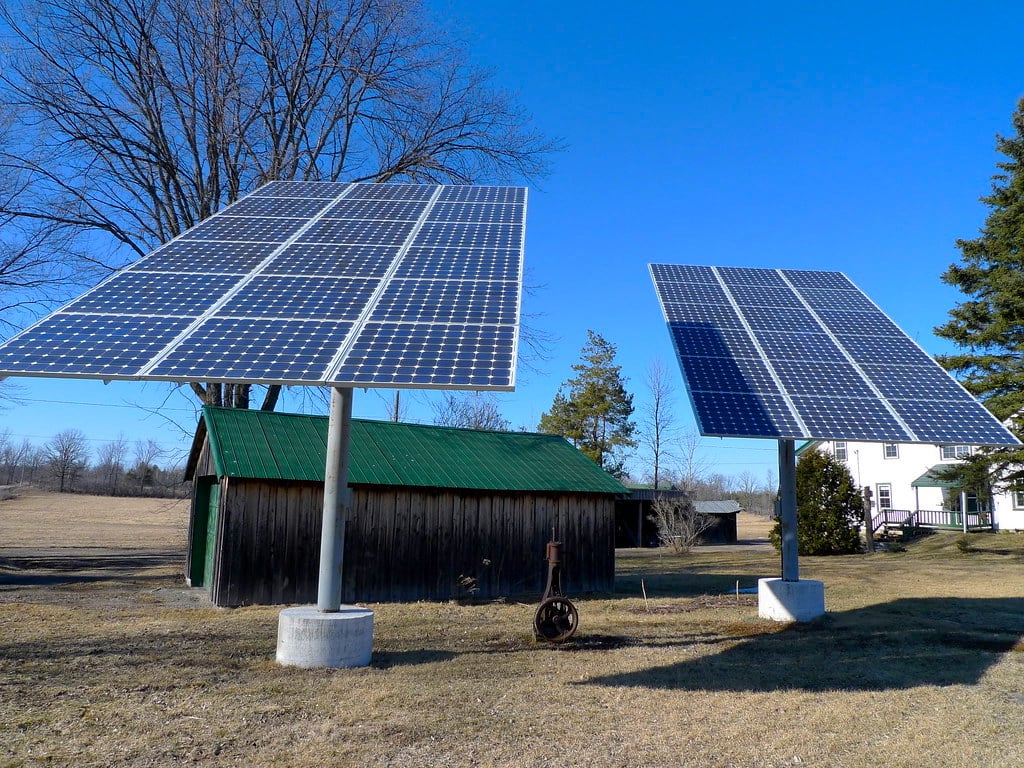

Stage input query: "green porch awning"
[{"left": 911, "top": 464, "right": 962, "bottom": 489}]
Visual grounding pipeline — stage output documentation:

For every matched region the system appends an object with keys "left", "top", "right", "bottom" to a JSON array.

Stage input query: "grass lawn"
[{"left": 1, "top": 492, "right": 1023, "bottom": 767}]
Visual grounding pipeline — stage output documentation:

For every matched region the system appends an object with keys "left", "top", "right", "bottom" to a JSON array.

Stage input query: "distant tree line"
[{"left": 0, "top": 428, "right": 188, "bottom": 498}]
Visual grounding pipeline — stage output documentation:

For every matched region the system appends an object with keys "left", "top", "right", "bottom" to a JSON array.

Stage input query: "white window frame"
[
  {"left": 940, "top": 444, "right": 972, "bottom": 460},
  {"left": 883, "top": 443, "right": 899, "bottom": 459},
  {"left": 1014, "top": 490, "right": 1024, "bottom": 510},
  {"left": 876, "top": 483, "right": 893, "bottom": 510},
  {"left": 834, "top": 441, "right": 847, "bottom": 461}
]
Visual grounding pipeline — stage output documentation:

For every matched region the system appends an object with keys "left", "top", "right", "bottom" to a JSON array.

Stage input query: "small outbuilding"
[
  {"left": 185, "top": 406, "right": 627, "bottom": 607},
  {"left": 615, "top": 490, "right": 742, "bottom": 547}
]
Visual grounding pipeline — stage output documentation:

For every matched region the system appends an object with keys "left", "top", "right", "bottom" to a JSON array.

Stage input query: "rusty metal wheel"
[{"left": 533, "top": 596, "right": 579, "bottom": 643}]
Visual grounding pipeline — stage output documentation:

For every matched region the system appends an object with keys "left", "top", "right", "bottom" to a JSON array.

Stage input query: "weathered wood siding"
[{"left": 191, "top": 478, "right": 616, "bottom": 607}]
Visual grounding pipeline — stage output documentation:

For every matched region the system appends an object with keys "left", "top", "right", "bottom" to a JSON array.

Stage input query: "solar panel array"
[
  {"left": 650, "top": 264, "right": 1020, "bottom": 445},
  {"left": 0, "top": 182, "right": 526, "bottom": 389}
]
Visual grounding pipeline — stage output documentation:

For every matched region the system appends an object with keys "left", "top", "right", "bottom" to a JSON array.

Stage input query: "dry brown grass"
[{"left": 2, "top": 489, "right": 1023, "bottom": 767}]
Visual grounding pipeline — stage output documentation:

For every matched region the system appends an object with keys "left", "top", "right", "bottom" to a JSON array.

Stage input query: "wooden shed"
[
  {"left": 615, "top": 490, "right": 741, "bottom": 547},
  {"left": 184, "top": 406, "right": 628, "bottom": 607}
]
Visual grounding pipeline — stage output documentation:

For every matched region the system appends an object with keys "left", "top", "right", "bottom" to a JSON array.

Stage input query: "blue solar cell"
[
  {"left": 669, "top": 324, "right": 760, "bottom": 358},
  {"left": 800, "top": 288, "right": 878, "bottom": 312},
  {"left": 817, "top": 309, "right": 902, "bottom": 336},
  {"left": 649, "top": 263, "right": 717, "bottom": 284},
  {"left": 437, "top": 186, "right": 525, "bottom": 204},
  {"left": 323, "top": 198, "right": 428, "bottom": 221},
  {"left": 395, "top": 248, "right": 520, "bottom": 281},
  {"left": 369, "top": 279, "right": 517, "bottom": 325},
  {"left": 772, "top": 360, "right": 878, "bottom": 397},
  {"left": 781, "top": 269, "right": 856, "bottom": 290},
  {"left": 332, "top": 322, "right": 516, "bottom": 387},
  {"left": 427, "top": 202, "right": 523, "bottom": 224},
  {"left": 742, "top": 305, "right": 820, "bottom": 333},
  {"left": 150, "top": 318, "right": 354, "bottom": 382},
  {"left": 0, "top": 314, "right": 193, "bottom": 376},
  {"left": 890, "top": 400, "right": 1016, "bottom": 444},
  {"left": 757, "top": 333, "right": 846, "bottom": 362},
  {"left": 413, "top": 221, "right": 522, "bottom": 250},
  {"left": 859, "top": 364, "right": 970, "bottom": 401},
  {"left": 221, "top": 196, "right": 336, "bottom": 219},
  {"left": 658, "top": 302, "right": 743, "bottom": 328},
  {"left": 728, "top": 284, "right": 804, "bottom": 308},
  {"left": 346, "top": 183, "right": 437, "bottom": 201},
  {"left": 253, "top": 181, "right": 349, "bottom": 198},
  {"left": 790, "top": 396, "right": 910, "bottom": 441},
  {"left": 220, "top": 276, "right": 379, "bottom": 320},
  {"left": 182, "top": 215, "right": 307, "bottom": 242},
  {"left": 718, "top": 267, "right": 787, "bottom": 287},
  {"left": 65, "top": 272, "right": 238, "bottom": 316},
  {"left": 690, "top": 391, "right": 803, "bottom": 438},
  {"left": 655, "top": 281, "right": 729, "bottom": 304},
  {"left": 264, "top": 243, "right": 400, "bottom": 277},
  {"left": 297, "top": 218, "right": 416, "bottom": 246},
  {"left": 834, "top": 333, "right": 929, "bottom": 363},
  {"left": 130, "top": 240, "right": 280, "bottom": 274},
  {"left": 678, "top": 355, "right": 780, "bottom": 395}
]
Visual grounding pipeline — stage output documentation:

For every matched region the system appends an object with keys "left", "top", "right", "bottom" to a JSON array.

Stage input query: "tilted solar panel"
[
  {"left": 0, "top": 182, "right": 526, "bottom": 389},
  {"left": 650, "top": 264, "right": 1019, "bottom": 445}
]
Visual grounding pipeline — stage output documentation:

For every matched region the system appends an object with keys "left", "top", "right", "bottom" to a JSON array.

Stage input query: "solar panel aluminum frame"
[
  {"left": 650, "top": 263, "right": 1020, "bottom": 447},
  {"left": 0, "top": 183, "right": 527, "bottom": 392}
]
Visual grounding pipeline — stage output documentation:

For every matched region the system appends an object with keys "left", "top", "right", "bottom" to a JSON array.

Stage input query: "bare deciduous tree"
[
  {"left": 649, "top": 494, "right": 715, "bottom": 554},
  {"left": 432, "top": 392, "right": 510, "bottom": 431},
  {"left": 44, "top": 429, "right": 89, "bottom": 492},
  {"left": 95, "top": 435, "right": 129, "bottom": 495},
  {"left": 639, "top": 358, "right": 678, "bottom": 490},
  {"left": 0, "top": 0, "right": 557, "bottom": 409}
]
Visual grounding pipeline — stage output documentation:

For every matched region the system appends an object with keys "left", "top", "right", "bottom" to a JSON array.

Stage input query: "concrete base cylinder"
[
  {"left": 758, "top": 578, "right": 825, "bottom": 622},
  {"left": 276, "top": 605, "right": 374, "bottom": 668}
]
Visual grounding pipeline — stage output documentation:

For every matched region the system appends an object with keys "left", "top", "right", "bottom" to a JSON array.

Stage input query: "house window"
[
  {"left": 883, "top": 443, "right": 899, "bottom": 459},
  {"left": 834, "top": 441, "right": 847, "bottom": 461},
  {"left": 1014, "top": 490, "right": 1024, "bottom": 509},
  {"left": 876, "top": 484, "right": 893, "bottom": 510},
  {"left": 940, "top": 445, "right": 972, "bottom": 460}
]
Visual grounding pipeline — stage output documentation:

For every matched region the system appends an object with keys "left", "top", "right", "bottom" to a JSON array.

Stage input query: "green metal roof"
[
  {"left": 911, "top": 464, "right": 963, "bottom": 489},
  {"left": 191, "top": 406, "right": 628, "bottom": 495}
]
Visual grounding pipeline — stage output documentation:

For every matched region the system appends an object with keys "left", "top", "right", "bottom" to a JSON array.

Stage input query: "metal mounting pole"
[
  {"left": 779, "top": 439, "right": 799, "bottom": 582},
  {"left": 317, "top": 386, "right": 353, "bottom": 612}
]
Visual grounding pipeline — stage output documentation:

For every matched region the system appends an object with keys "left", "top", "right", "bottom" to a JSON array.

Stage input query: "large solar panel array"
[
  {"left": 0, "top": 182, "right": 526, "bottom": 389},
  {"left": 650, "top": 264, "right": 1020, "bottom": 445}
]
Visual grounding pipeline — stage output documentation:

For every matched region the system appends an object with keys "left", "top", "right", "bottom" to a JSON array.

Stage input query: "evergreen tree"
[
  {"left": 770, "top": 447, "right": 861, "bottom": 555},
  {"left": 935, "top": 96, "right": 1024, "bottom": 488},
  {"left": 538, "top": 330, "right": 637, "bottom": 477}
]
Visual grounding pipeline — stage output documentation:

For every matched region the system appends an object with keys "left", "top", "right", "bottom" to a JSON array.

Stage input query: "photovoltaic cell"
[
  {"left": 650, "top": 264, "right": 1019, "bottom": 445},
  {"left": 0, "top": 182, "right": 526, "bottom": 390}
]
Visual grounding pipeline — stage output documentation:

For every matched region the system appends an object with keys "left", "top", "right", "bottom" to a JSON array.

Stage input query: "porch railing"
[{"left": 870, "top": 508, "right": 992, "bottom": 533}]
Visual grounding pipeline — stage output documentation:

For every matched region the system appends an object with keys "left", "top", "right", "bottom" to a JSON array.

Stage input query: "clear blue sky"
[{"left": 2, "top": 1, "right": 1023, "bottom": 485}]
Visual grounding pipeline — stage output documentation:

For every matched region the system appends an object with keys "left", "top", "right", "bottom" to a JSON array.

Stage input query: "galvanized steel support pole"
[
  {"left": 779, "top": 439, "right": 799, "bottom": 582},
  {"left": 318, "top": 386, "right": 353, "bottom": 612}
]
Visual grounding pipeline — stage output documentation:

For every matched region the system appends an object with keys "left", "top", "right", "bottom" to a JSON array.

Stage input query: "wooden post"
[{"left": 862, "top": 486, "right": 874, "bottom": 553}]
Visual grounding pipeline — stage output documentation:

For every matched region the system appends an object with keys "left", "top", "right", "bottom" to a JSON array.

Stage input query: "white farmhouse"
[{"left": 798, "top": 440, "right": 1024, "bottom": 533}]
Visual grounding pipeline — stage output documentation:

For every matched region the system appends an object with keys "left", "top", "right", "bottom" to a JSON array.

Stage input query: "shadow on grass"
[
  {"left": 580, "top": 597, "right": 1024, "bottom": 692},
  {"left": 614, "top": 569, "right": 770, "bottom": 599},
  {"left": 0, "top": 550, "right": 182, "bottom": 586}
]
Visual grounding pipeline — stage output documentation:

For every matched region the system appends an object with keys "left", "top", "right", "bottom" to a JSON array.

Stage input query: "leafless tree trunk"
[
  {"left": 44, "top": 429, "right": 90, "bottom": 492},
  {"left": 640, "top": 358, "right": 678, "bottom": 490},
  {"left": 95, "top": 435, "right": 129, "bottom": 495},
  {"left": 0, "top": 0, "right": 557, "bottom": 408}
]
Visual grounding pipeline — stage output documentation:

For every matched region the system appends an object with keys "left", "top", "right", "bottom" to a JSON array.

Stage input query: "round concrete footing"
[
  {"left": 276, "top": 605, "right": 374, "bottom": 668},
  {"left": 758, "top": 578, "right": 825, "bottom": 622}
]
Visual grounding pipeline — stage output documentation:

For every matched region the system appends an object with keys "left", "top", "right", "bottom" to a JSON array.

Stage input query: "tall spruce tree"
[
  {"left": 769, "top": 447, "right": 862, "bottom": 555},
  {"left": 538, "top": 330, "right": 637, "bottom": 477},
  {"left": 935, "top": 96, "right": 1024, "bottom": 489}
]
